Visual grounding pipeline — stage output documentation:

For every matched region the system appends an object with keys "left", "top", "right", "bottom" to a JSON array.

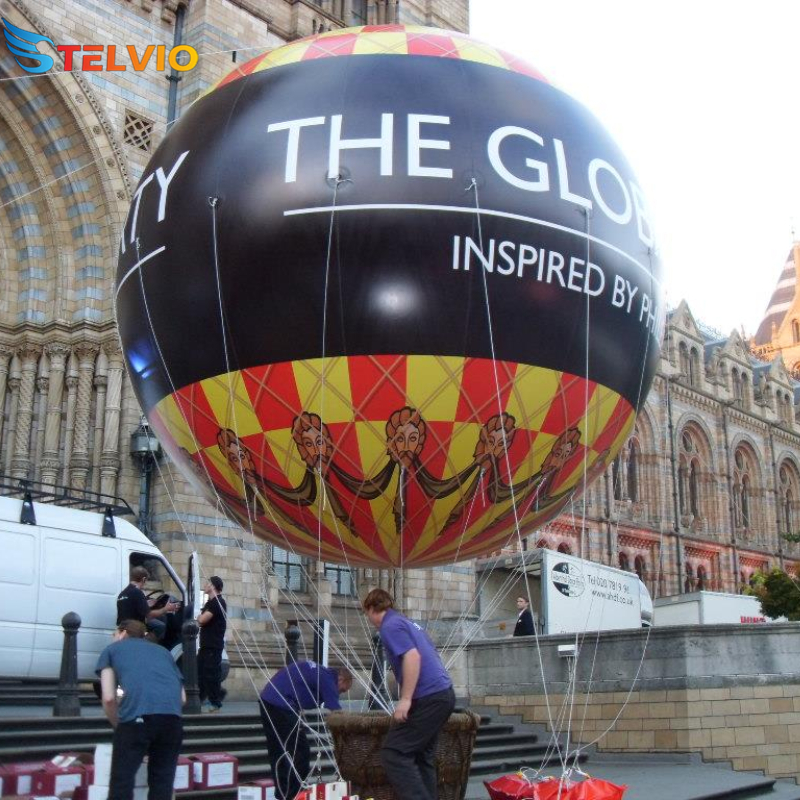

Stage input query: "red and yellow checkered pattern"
[
  {"left": 150, "top": 355, "right": 633, "bottom": 568},
  {"left": 211, "top": 25, "right": 547, "bottom": 93}
]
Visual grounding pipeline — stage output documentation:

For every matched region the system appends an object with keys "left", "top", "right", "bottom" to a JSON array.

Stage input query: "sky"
[{"left": 469, "top": 1, "right": 800, "bottom": 338}]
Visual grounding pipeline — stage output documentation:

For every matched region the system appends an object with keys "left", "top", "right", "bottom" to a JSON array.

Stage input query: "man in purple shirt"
[
  {"left": 363, "top": 589, "right": 456, "bottom": 800},
  {"left": 259, "top": 660, "right": 352, "bottom": 800}
]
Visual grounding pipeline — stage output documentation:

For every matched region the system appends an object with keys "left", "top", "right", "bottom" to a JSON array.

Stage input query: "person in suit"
[{"left": 513, "top": 596, "right": 535, "bottom": 636}]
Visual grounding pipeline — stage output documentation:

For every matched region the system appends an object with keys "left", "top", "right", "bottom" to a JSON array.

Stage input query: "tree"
[{"left": 745, "top": 568, "right": 800, "bottom": 621}]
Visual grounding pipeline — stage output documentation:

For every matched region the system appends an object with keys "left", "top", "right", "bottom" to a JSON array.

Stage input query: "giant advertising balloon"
[{"left": 116, "top": 25, "right": 664, "bottom": 568}]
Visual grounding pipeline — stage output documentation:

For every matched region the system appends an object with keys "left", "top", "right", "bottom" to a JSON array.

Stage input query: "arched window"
[
  {"left": 741, "top": 476, "right": 751, "bottom": 528},
  {"left": 684, "top": 564, "right": 694, "bottom": 593},
  {"left": 619, "top": 552, "right": 630, "bottom": 571},
  {"left": 740, "top": 372, "right": 750, "bottom": 408},
  {"left": 733, "top": 446, "right": 756, "bottom": 532},
  {"left": 689, "top": 348, "right": 700, "bottom": 387},
  {"left": 634, "top": 555, "right": 646, "bottom": 581},
  {"left": 536, "top": 538, "right": 549, "bottom": 550},
  {"left": 793, "top": 319, "right": 800, "bottom": 343},
  {"left": 627, "top": 441, "right": 639, "bottom": 502},
  {"left": 679, "top": 341, "right": 690, "bottom": 381},
  {"left": 732, "top": 368, "right": 742, "bottom": 404},
  {"left": 779, "top": 462, "right": 800, "bottom": 536},
  {"left": 739, "top": 570, "right": 746, "bottom": 593},
  {"left": 696, "top": 566, "right": 707, "bottom": 591},
  {"left": 612, "top": 454, "right": 623, "bottom": 500},
  {"left": 350, "top": 0, "right": 368, "bottom": 24},
  {"left": 689, "top": 461, "right": 700, "bottom": 517},
  {"left": 557, "top": 542, "right": 572, "bottom": 555}
]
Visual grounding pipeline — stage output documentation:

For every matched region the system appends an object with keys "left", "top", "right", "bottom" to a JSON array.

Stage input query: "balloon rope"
[
  {"left": 572, "top": 251, "right": 666, "bottom": 757},
  {"left": 466, "top": 175, "right": 567, "bottom": 772},
  {"left": 130, "top": 226, "right": 343, "bottom": 784},
  {"left": 561, "top": 206, "right": 596, "bottom": 770},
  {"left": 119, "top": 75, "right": 389, "bottom": 792},
  {"left": 144, "top": 199, "right": 382, "bottom": 784}
]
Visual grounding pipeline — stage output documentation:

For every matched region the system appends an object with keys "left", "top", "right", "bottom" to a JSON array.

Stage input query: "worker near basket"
[{"left": 362, "top": 588, "right": 456, "bottom": 800}]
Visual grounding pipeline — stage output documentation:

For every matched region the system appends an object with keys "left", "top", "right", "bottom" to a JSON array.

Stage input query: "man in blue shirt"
[
  {"left": 259, "top": 660, "right": 353, "bottom": 800},
  {"left": 363, "top": 588, "right": 456, "bottom": 800},
  {"left": 96, "top": 619, "right": 185, "bottom": 800}
]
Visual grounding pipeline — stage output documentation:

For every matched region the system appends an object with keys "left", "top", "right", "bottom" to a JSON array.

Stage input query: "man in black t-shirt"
[
  {"left": 197, "top": 575, "right": 227, "bottom": 712},
  {"left": 117, "top": 567, "right": 180, "bottom": 641}
]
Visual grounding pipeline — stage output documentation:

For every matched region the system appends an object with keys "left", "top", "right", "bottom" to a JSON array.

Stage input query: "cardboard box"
[
  {"left": 93, "top": 745, "right": 146, "bottom": 788},
  {"left": 1, "top": 762, "right": 49, "bottom": 795},
  {"left": 30, "top": 764, "right": 85, "bottom": 797},
  {"left": 292, "top": 793, "right": 358, "bottom": 800},
  {"left": 236, "top": 777, "right": 276, "bottom": 800},
  {"left": 84, "top": 787, "right": 147, "bottom": 800},
  {"left": 310, "top": 783, "right": 351, "bottom": 800},
  {"left": 173, "top": 757, "right": 194, "bottom": 793},
  {"left": 190, "top": 754, "right": 238, "bottom": 790}
]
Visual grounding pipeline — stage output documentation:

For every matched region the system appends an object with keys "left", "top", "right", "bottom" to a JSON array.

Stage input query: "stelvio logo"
[{"left": 2, "top": 17, "right": 198, "bottom": 74}]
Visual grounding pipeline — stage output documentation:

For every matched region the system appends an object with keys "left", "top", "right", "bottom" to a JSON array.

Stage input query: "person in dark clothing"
[
  {"left": 259, "top": 661, "right": 352, "bottom": 800},
  {"left": 197, "top": 575, "right": 227, "bottom": 712},
  {"left": 513, "top": 596, "right": 535, "bottom": 636},
  {"left": 363, "top": 588, "right": 455, "bottom": 800},
  {"left": 96, "top": 619, "right": 185, "bottom": 800},
  {"left": 117, "top": 566, "right": 179, "bottom": 641}
]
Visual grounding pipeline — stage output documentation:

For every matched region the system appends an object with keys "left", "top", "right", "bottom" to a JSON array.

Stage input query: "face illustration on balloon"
[
  {"left": 386, "top": 407, "right": 427, "bottom": 469},
  {"left": 292, "top": 412, "right": 333, "bottom": 470},
  {"left": 475, "top": 414, "right": 517, "bottom": 464},
  {"left": 219, "top": 429, "right": 256, "bottom": 477},
  {"left": 116, "top": 25, "right": 663, "bottom": 567}
]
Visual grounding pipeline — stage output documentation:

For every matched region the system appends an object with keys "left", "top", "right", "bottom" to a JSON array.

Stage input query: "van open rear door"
[{"left": 185, "top": 551, "right": 202, "bottom": 621}]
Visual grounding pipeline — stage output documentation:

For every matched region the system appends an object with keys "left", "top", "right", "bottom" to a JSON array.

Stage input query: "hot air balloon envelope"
[{"left": 116, "top": 25, "right": 664, "bottom": 568}]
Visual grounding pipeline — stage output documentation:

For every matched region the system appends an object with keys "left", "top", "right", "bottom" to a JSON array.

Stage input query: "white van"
[{"left": 0, "top": 488, "right": 200, "bottom": 682}]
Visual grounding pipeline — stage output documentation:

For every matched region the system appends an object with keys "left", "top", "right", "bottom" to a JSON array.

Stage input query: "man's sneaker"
[
  {"left": 201, "top": 701, "right": 215, "bottom": 713},
  {"left": 208, "top": 703, "right": 222, "bottom": 713}
]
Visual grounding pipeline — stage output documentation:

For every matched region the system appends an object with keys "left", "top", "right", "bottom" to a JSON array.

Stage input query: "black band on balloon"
[{"left": 116, "top": 54, "right": 662, "bottom": 415}]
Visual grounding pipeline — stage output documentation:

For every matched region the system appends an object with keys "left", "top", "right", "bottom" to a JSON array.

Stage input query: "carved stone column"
[
  {"left": 0, "top": 345, "right": 13, "bottom": 451},
  {"left": 3, "top": 355, "right": 21, "bottom": 474},
  {"left": 11, "top": 344, "right": 42, "bottom": 479},
  {"left": 61, "top": 353, "right": 79, "bottom": 488},
  {"left": 92, "top": 349, "right": 109, "bottom": 493},
  {"left": 70, "top": 342, "right": 99, "bottom": 490},
  {"left": 40, "top": 343, "right": 70, "bottom": 485},
  {"left": 100, "top": 342, "right": 124, "bottom": 497},
  {"left": 34, "top": 353, "right": 50, "bottom": 472}
]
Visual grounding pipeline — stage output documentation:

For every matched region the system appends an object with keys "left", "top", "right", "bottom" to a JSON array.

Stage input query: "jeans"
[
  {"left": 259, "top": 702, "right": 310, "bottom": 800},
  {"left": 108, "top": 714, "right": 183, "bottom": 800},
  {"left": 197, "top": 647, "right": 224, "bottom": 706},
  {"left": 380, "top": 686, "right": 456, "bottom": 800}
]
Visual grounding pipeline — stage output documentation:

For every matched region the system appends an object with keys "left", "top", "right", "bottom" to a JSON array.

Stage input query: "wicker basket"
[{"left": 327, "top": 710, "right": 481, "bottom": 800}]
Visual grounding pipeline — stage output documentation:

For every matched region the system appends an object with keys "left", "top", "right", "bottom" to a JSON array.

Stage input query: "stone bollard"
[
  {"left": 54, "top": 612, "right": 82, "bottom": 717},
  {"left": 285, "top": 620, "right": 301, "bottom": 666},
  {"left": 181, "top": 620, "right": 202, "bottom": 715},
  {"left": 368, "top": 631, "right": 391, "bottom": 710}
]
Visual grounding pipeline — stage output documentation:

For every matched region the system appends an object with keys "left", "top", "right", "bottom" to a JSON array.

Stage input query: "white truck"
[
  {"left": 653, "top": 591, "right": 774, "bottom": 626},
  {"left": 0, "top": 477, "right": 201, "bottom": 682},
  {"left": 477, "top": 548, "right": 653, "bottom": 635}
]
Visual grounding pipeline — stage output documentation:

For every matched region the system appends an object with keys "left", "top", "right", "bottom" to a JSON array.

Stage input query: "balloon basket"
[{"left": 327, "top": 710, "right": 481, "bottom": 800}]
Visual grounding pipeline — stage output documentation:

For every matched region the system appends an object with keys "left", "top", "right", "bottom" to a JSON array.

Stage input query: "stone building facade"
[
  {"left": 1, "top": 0, "right": 799, "bottom": 677},
  {"left": 533, "top": 295, "right": 800, "bottom": 597}
]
